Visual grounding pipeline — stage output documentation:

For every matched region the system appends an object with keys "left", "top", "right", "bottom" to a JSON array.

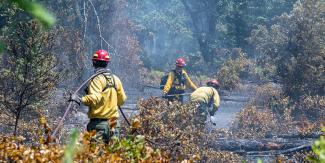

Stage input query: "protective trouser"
[
  {"left": 194, "top": 104, "right": 208, "bottom": 129},
  {"left": 87, "top": 118, "right": 120, "bottom": 144}
]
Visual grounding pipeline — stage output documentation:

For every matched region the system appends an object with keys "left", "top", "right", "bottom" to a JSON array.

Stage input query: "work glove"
[
  {"left": 162, "top": 92, "right": 167, "bottom": 98},
  {"left": 209, "top": 107, "right": 218, "bottom": 116},
  {"left": 68, "top": 93, "right": 81, "bottom": 105}
]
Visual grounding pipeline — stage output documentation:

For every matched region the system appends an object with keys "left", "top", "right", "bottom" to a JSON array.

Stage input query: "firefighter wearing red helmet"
[
  {"left": 161, "top": 57, "right": 197, "bottom": 103},
  {"left": 190, "top": 79, "right": 221, "bottom": 127},
  {"left": 92, "top": 49, "right": 110, "bottom": 62},
  {"left": 175, "top": 57, "right": 186, "bottom": 67},
  {"left": 70, "top": 49, "right": 127, "bottom": 143}
]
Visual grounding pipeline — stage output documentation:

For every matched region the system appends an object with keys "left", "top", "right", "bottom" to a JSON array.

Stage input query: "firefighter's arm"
[
  {"left": 163, "top": 72, "right": 174, "bottom": 94},
  {"left": 81, "top": 76, "right": 105, "bottom": 106},
  {"left": 212, "top": 90, "right": 220, "bottom": 111},
  {"left": 114, "top": 76, "right": 127, "bottom": 106},
  {"left": 184, "top": 72, "right": 198, "bottom": 91}
]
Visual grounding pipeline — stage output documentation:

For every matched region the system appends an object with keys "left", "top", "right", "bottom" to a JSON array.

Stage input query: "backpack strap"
[
  {"left": 102, "top": 73, "right": 117, "bottom": 92},
  {"left": 84, "top": 69, "right": 117, "bottom": 94},
  {"left": 172, "top": 70, "right": 186, "bottom": 85}
]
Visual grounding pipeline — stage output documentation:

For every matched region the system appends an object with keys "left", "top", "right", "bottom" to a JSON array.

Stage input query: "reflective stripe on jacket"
[
  {"left": 81, "top": 70, "right": 127, "bottom": 119},
  {"left": 190, "top": 86, "right": 220, "bottom": 110},
  {"left": 163, "top": 69, "right": 197, "bottom": 94}
]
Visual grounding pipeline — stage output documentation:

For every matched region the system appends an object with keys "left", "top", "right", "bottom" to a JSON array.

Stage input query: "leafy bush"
[
  {"left": 0, "top": 116, "right": 169, "bottom": 162},
  {"left": 231, "top": 106, "right": 277, "bottom": 139},
  {"left": 0, "top": 98, "right": 243, "bottom": 162},
  {"left": 248, "top": 83, "right": 282, "bottom": 108},
  {"left": 0, "top": 20, "right": 60, "bottom": 136},
  {"left": 232, "top": 84, "right": 325, "bottom": 138},
  {"left": 268, "top": 95, "right": 324, "bottom": 135},
  {"left": 295, "top": 96, "right": 325, "bottom": 121},
  {"left": 0, "top": 132, "right": 169, "bottom": 162},
  {"left": 136, "top": 98, "right": 241, "bottom": 162},
  {"left": 308, "top": 128, "right": 325, "bottom": 163},
  {"left": 249, "top": 0, "right": 325, "bottom": 98},
  {"left": 215, "top": 48, "right": 252, "bottom": 90}
]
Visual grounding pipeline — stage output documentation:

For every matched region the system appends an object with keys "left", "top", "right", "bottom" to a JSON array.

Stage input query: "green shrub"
[
  {"left": 0, "top": 20, "right": 59, "bottom": 136},
  {"left": 308, "top": 128, "right": 325, "bottom": 163},
  {"left": 249, "top": 0, "right": 325, "bottom": 98},
  {"left": 216, "top": 49, "right": 251, "bottom": 90}
]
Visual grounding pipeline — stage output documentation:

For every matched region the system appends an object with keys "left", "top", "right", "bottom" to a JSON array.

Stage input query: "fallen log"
[
  {"left": 242, "top": 144, "right": 311, "bottom": 156},
  {"left": 265, "top": 132, "right": 323, "bottom": 139},
  {"left": 210, "top": 138, "right": 313, "bottom": 153}
]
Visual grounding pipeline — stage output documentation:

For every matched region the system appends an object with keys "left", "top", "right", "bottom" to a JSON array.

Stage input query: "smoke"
[
  {"left": 127, "top": 0, "right": 198, "bottom": 71},
  {"left": 74, "top": 0, "right": 146, "bottom": 104}
]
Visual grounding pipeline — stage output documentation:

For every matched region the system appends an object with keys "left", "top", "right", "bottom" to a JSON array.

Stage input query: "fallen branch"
[
  {"left": 265, "top": 132, "right": 323, "bottom": 139},
  {"left": 244, "top": 144, "right": 311, "bottom": 156},
  {"left": 211, "top": 138, "right": 313, "bottom": 152}
]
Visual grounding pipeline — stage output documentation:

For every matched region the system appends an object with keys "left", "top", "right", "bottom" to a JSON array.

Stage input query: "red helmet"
[
  {"left": 92, "top": 50, "right": 110, "bottom": 62},
  {"left": 175, "top": 57, "right": 186, "bottom": 67},
  {"left": 207, "top": 79, "right": 220, "bottom": 88}
]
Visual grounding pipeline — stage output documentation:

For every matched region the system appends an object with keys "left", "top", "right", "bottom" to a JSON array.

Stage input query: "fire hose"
[
  {"left": 142, "top": 84, "right": 193, "bottom": 97},
  {"left": 51, "top": 72, "right": 194, "bottom": 141},
  {"left": 50, "top": 71, "right": 170, "bottom": 146},
  {"left": 163, "top": 93, "right": 192, "bottom": 97},
  {"left": 51, "top": 70, "right": 110, "bottom": 139}
]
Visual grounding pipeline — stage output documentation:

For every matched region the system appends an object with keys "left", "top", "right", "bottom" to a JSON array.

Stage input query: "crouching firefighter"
[
  {"left": 161, "top": 57, "right": 197, "bottom": 103},
  {"left": 69, "top": 50, "right": 127, "bottom": 143},
  {"left": 190, "top": 79, "right": 221, "bottom": 128}
]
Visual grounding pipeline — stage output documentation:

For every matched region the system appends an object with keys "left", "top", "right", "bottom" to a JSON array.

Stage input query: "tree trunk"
[
  {"left": 181, "top": 0, "right": 218, "bottom": 63},
  {"left": 13, "top": 111, "right": 21, "bottom": 136}
]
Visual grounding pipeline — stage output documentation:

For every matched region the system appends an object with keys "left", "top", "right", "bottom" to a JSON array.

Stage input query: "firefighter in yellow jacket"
[
  {"left": 190, "top": 79, "right": 220, "bottom": 127},
  {"left": 70, "top": 50, "right": 127, "bottom": 143},
  {"left": 162, "top": 58, "right": 197, "bottom": 103}
]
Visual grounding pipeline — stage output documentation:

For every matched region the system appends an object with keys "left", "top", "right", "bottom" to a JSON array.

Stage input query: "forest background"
[{"left": 0, "top": 0, "right": 324, "bottom": 162}]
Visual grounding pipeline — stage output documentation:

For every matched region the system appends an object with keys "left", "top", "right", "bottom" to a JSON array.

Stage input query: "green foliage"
[
  {"left": 249, "top": 0, "right": 325, "bottom": 98},
  {"left": 308, "top": 128, "right": 325, "bottom": 163},
  {"left": 129, "top": 0, "right": 296, "bottom": 70},
  {"left": 215, "top": 49, "right": 252, "bottom": 90},
  {"left": 218, "top": 0, "right": 296, "bottom": 49},
  {"left": 108, "top": 135, "right": 147, "bottom": 160},
  {"left": 10, "top": 0, "right": 56, "bottom": 28},
  {"left": 63, "top": 129, "right": 80, "bottom": 163},
  {"left": 0, "top": 20, "right": 59, "bottom": 135}
]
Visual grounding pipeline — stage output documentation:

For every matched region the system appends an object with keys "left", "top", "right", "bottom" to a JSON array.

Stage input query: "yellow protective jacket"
[
  {"left": 81, "top": 70, "right": 127, "bottom": 119},
  {"left": 163, "top": 69, "right": 197, "bottom": 94},
  {"left": 190, "top": 86, "right": 220, "bottom": 110}
]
